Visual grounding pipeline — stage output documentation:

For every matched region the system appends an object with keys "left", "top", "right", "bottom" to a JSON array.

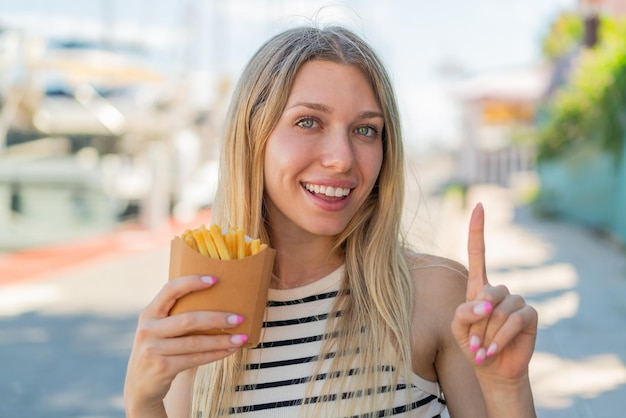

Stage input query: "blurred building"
[
  {"left": 453, "top": 0, "right": 626, "bottom": 191},
  {"left": 452, "top": 65, "right": 548, "bottom": 188},
  {"left": 0, "top": 20, "right": 223, "bottom": 250}
]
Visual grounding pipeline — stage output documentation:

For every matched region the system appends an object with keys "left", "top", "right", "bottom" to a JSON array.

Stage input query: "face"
[{"left": 263, "top": 60, "right": 384, "bottom": 240}]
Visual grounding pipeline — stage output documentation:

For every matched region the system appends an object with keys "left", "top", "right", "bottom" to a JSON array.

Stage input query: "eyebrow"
[
  {"left": 289, "top": 102, "right": 384, "bottom": 120},
  {"left": 358, "top": 110, "right": 385, "bottom": 120},
  {"left": 289, "top": 102, "right": 332, "bottom": 113}
]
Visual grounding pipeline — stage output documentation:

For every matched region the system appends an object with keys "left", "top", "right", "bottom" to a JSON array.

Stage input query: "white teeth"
[{"left": 304, "top": 183, "right": 350, "bottom": 197}]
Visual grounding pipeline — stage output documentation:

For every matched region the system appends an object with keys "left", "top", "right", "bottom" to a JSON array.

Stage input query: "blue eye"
[
  {"left": 355, "top": 126, "right": 378, "bottom": 137},
  {"left": 296, "top": 118, "right": 316, "bottom": 129}
]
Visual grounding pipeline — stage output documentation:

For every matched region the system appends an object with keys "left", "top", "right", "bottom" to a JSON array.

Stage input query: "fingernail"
[
  {"left": 469, "top": 335, "right": 480, "bottom": 352},
  {"left": 473, "top": 301, "right": 492, "bottom": 316},
  {"left": 230, "top": 334, "right": 248, "bottom": 345},
  {"left": 227, "top": 314, "right": 243, "bottom": 325},
  {"left": 486, "top": 342, "right": 498, "bottom": 357},
  {"left": 475, "top": 348, "right": 486, "bottom": 364},
  {"left": 201, "top": 276, "right": 217, "bottom": 284}
]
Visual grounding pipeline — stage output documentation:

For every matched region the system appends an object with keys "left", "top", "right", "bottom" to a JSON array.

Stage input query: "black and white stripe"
[{"left": 222, "top": 267, "right": 445, "bottom": 417}]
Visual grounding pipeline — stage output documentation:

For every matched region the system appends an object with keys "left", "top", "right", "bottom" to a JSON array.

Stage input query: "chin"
[{"left": 305, "top": 221, "right": 351, "bottom": 238}]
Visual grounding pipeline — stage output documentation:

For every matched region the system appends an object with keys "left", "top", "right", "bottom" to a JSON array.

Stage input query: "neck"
[{"left": 270, "top": 234, "right": 343, "bottom": 290}]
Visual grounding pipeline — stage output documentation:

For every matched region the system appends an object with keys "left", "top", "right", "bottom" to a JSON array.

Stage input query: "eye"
[
  {"left": 296, "top": 117, "right": 318, "bottom": 129},
  {"left": 355, "top": 125, "right": 379, "bottom": 138}
]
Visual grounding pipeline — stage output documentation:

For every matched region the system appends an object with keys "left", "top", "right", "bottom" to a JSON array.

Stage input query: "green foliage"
[
  {"left": 541, "top": 11, "right": 584, "bottom": 60},
  {"left": 538, "top": 16, "right": 626, "bottom": 161}
]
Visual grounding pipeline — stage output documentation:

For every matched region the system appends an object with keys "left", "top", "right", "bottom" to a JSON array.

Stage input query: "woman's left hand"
[{"left": 451, "top": 203, "right": 538, "bottom": 382}]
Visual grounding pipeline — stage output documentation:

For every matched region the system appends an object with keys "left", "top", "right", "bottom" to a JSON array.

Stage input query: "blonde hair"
[{"left": 193, "top": 25, "right": 414, "bottom": 417}]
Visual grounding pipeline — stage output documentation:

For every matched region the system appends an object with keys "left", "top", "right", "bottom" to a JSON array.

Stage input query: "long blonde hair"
[{"left": 193, "top": 25, "right": 414, "bottom": 417}]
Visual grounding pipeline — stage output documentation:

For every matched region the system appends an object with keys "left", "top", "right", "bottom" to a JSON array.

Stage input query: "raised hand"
[
  {"left": 451, "top": 203, "right": 538, "bottom": 381},
  {"left": 124, "top": 275, "right": 248, "bottom": 415}
]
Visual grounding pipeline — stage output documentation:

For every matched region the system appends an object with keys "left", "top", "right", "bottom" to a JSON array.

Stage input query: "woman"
[{"left": 124, "top": 25, "right": 538, "bottom": 417}]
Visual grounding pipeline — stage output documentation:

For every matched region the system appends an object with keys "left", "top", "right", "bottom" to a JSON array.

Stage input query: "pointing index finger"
[{"left": 467, "top": 202, "right": 489, "bottom": 301}]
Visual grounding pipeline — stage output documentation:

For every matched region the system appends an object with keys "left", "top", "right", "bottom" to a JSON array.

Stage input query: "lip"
[{"left": 300, "top": 182, "right": 354, "bottom": 212}]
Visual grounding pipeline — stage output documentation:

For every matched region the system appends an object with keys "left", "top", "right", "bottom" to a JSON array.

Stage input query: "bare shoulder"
[
  {"left": 405, "top": 250, "right": 468, "bottom": 298},
  {"left": 405, "top": 251, "right": 468, "bottom": 337},
  {"left": 404, "top": 250, "right": 470, "bottom": 379}
]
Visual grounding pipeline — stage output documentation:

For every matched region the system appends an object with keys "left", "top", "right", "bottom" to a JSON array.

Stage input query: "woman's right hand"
[{"left": 123, "top": 275, "right": 248, "bottom": 416}]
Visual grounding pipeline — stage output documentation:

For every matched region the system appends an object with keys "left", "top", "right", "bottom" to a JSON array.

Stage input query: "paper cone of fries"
[{"left": 167, "top": 226, "right": 275, "bottom": 348}]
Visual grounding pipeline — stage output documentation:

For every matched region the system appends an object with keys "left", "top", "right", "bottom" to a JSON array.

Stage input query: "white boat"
[{"left": 0, "top": 28, "right": 221, "bottom": 250}]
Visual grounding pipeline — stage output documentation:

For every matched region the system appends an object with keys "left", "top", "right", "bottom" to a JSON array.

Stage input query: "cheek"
[
  {"left": 360, "top": 146, "right": 384, "bottom": 187},
  {"left": 265, "top": 130, "right": 310, "bottom": 172},
  {"left": 263, "top": 133, "right": 303, "bottom": 191},
  {"left": 265, "top": 128, "right": 286, "bottom": 164}
]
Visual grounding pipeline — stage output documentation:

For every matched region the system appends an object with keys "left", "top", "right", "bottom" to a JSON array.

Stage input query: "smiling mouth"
[{"left": 302, "top": 182, "right": 352, "bottom": 198}]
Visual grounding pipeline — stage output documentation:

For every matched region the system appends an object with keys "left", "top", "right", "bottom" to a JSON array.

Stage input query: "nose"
[{"left": 320, "top": 129, "right": 355, "bottom": 173}]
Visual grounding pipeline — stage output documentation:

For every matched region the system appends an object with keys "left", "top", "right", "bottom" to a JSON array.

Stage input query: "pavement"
[
  {"left": 436, "top": 185, "right": 626, "bottom": 418},
  {"left": 1, "top": 171, "right": 625, "bottom": 417}
]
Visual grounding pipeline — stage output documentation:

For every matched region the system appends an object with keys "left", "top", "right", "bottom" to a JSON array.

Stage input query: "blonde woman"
[{"left": 124, "top": 25, "right": 538, "bottom": 417}]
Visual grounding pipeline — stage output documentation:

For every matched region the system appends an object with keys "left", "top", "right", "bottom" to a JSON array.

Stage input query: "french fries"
[{"left": 179, "top": 225, "right": 268, "bottom": 260}]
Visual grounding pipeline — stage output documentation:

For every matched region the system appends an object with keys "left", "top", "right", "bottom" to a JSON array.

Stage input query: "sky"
[{"left": 0, "top": 0, "right": 578, "bottom": 151}]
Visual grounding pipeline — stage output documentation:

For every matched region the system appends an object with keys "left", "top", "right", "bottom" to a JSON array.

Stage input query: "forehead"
[{"left": 286, "top": 60, "right": 380, "bottom": 109}]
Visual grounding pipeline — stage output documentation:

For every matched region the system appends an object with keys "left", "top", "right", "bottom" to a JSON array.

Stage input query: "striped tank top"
[{"left": 231, "top": 265, "right": 447, "bottom": 417}]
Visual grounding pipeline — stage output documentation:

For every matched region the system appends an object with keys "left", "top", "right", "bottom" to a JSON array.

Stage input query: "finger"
[
  {"left": 150, "top": 311, "right": 245, "bottom": 339},
  {"left": 152, "top": 333, "right": 249, "bottom": 357},
  {"left": 165, "top": 348, "right": 237, "bottom": 375},
  {"left": 480, "top": 305, "right": 538, "bottom": 360},
  {"left": 451, "top": 300, "right": 492, "bottom": 350},
  {"left": 144, "top": 275, "right": 218, "bottom": 319},
  {"left": 481, "top": 293, "right": 527, "bottom": 349},
  {"left": 469, "top": 292, "right": 525, "bottom": 364},
  {"left": 467, "top": 202, "right": 488, "bottom": 301},
  {"left": 465, "top": 285, "right": 510, "bottom": 353},
  {"left": 451, "top": 285, "right": 509, "bottom": 350},
  {"left": 135, "top": 342, "right": 238, "bottom": 384}
]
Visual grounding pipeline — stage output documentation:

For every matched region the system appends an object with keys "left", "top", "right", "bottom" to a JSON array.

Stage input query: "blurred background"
[{"left": 1, "top": 0, "right": 626, "bottom": 417}]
